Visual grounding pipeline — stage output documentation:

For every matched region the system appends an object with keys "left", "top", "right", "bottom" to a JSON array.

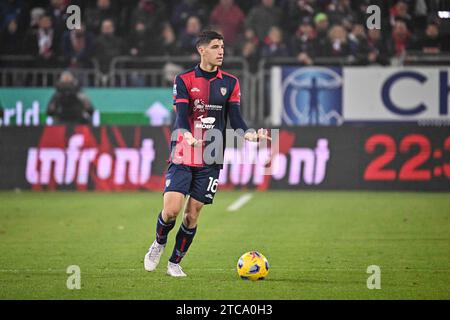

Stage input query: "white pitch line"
[{"left": 227, "top": 193, "right": 253, "bottom": 212}]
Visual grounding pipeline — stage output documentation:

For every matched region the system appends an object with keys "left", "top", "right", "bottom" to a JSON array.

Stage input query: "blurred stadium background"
[{"left": 0, "top": 0, "right": 449, "bottom": 300}]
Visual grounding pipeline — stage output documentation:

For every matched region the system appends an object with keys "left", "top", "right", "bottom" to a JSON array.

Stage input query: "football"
[{"left": 236, "top": 251, "right": 269, "bottom": 281}]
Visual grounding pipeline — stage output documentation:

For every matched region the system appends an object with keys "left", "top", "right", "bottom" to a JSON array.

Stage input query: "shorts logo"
[
  {"left": 195, "top": 115, "right": 216, "bottom": 129},
  {"left": 220, "top": 87, "right": 227, "bottom": 96},
  {"left": 205, "top": 194, "right": 213, "bottom": 200},
  {"left": 165, "top": 179, "right": 171, "bottom": 187},
  {"left": 172, "top": 84, "right": 177, "bottom": 95},
  {"left": 191, "top": 87, "right": 200, "bottom": 92}
]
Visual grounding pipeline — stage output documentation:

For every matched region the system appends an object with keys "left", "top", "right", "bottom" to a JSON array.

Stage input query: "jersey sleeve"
[
  {"left": 172, "top": 75, "right": 190, "bottom": 105},
  {"left": 228, "top": 78, "right": 241, "bottom": 104},
  {"left": 227, "top": 78, "right": 248, "bottom": 132},
  {"left": 172, "top": 75, "right": 191, "bottom": 132}
]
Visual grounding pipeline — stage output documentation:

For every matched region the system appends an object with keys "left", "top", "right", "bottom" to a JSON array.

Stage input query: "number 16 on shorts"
[{"left": 207, "top": 177, "right": 219, "bottom": 193}]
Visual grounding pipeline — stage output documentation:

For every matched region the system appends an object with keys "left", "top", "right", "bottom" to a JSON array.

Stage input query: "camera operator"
[{"left": 47, "top": 71, "right": 94, "bottom": 124}]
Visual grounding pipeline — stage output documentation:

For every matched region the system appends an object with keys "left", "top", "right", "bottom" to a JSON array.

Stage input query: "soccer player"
[{"left": 144, "top": 30, "right": 270, "bottom": 277}]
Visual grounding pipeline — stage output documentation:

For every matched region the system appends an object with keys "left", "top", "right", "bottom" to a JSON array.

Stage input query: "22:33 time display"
[{"left": 364, "top": 134, "right": 450, "bottom": 181}]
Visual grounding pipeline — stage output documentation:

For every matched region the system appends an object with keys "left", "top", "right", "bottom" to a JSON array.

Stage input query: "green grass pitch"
[{"left": 0, "top": 191, "right": 449, "bottom": 300}]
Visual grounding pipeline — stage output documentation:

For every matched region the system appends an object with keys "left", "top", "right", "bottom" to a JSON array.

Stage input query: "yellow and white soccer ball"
[{"left": 236, "top": 251, "right": 269, "bottom": 281}]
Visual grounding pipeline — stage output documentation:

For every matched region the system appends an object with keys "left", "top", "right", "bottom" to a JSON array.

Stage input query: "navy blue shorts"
[{"left": 164, "top": 163, "right": 221, "bottom": 205}]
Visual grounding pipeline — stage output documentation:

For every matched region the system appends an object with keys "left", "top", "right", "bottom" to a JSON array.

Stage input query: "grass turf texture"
[{"left": 0, "top": 191, "right": 449, "bottom": 300}]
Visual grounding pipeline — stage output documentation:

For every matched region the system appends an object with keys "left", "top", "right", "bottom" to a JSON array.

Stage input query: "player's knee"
[
  {"left": 162, "top": 207, "right": 182, "bottom": 222},
  {"left": 183, "top": 211, "right": 199, "bottom": 228}
]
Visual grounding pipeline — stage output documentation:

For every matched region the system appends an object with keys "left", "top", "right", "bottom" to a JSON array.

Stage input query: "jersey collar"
[{"left": 194, "top": 64, "right": 223, "bottom": 79}]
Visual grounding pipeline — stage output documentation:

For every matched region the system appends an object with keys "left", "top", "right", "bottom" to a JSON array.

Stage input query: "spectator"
[
  {"left": 290, "top": 17, "right": 318, "bottom": 65},
  {"left": 84, "top": 0, "right": 117, "bottom": 35},
  {"left": 62, "top": 23, "right": 95, "bottom": 68},
  {"left": 326, "top": 0, "right": 357, "bottom": 31},
  {"left": 0, "top": 0, "right": 28, "bottom": 33},
  {"left": 366, "top": 28, "right": 390, "bottom": 65},
  {"left": 128, "top": 21, "right": 154, "bottom": 57},
  {"left": 413, "top": 22, "right": 444, "bottom": 54},
  {"left": 389, "top": 19, "right": 413, "bottom": 57},
  {"left": 0, "top": 16, "right": 23, "bottom": 55},
  {"left": 285, "top": 0, "right": 316, "bottom": 33},
  {"left": 45, "top": 0, "right": 68, "bottom": 39},
  {"left": 24, "top": 15, "right": 60, "bottom": 67},
  {"left": 29, "top": 7, "right": 45, "bottom": 31},
  {"left": 413, "top": 0, "right": 429, "bottom": 31},
  {"left": 178, "top": 15, "right": 202, "bottom": 57},
  {"left": 130, "top": 0, "right": 167, "bottom": 38},
  {"left": 348, "top": 23, "right": 370, "bottom": 64},
  {"left": 47, "top": 71, "right": 95, "bottom": 124},
  {"left": 314, "top": 12, "right": 329, "bottom": 54},
  {"left": 157, "top": 22, "right": 178, "bottom": 56},
  {"left": 235, "top": 27, "right": 260, "bottom": 71},
  {"left": 94, "top": 19, "right": 123, "bottom": 74},
  {"left": 171, "top": 0, "right": 208, "bottom": 34},
  {"left": 209, "top": 0, "right": 245, "bottom": 48},
  {"left": 245, "top": 0, "right": 282, "bottom": 42},
  {"left": 260, "top": 26, "right": 290, "bottom": 58},
  {"left": 323, "top": 24, "right": 351, "bottom": 58},
  {"left": 390, "top": 1, "right": 414, "bottom": 31}
]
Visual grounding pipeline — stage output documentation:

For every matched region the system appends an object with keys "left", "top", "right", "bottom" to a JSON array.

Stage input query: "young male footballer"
[{"left": 143, "top": 30, "right": 270, "bottom": 277}]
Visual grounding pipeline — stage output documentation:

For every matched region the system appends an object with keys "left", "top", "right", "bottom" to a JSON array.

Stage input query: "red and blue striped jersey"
[{"left": 170, "top": 64, "right": 245, "bottom": 167}]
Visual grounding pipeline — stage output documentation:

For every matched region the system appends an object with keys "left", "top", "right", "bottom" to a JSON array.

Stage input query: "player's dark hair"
[{"left": 195, "top": 30, "right": 224, "bottom": 48}]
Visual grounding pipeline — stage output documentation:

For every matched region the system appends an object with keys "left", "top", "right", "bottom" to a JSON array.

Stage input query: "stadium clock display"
[{"left": 364, "top": 133, "right": 450, "bottom": 182}]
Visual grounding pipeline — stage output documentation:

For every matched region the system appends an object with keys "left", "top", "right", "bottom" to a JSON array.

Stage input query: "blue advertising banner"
[{"left": 271, "top": 66, "right": 344, "bottom": 126}]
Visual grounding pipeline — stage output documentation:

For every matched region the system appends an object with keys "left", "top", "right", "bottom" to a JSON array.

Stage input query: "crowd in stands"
[{"left": 1, "top": 0, "right": 449, "bottom": 72}]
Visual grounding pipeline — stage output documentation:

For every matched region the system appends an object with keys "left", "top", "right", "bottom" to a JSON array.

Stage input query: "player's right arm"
[{"left": 173, "top": 75, "right": 202, "bottom": 147}]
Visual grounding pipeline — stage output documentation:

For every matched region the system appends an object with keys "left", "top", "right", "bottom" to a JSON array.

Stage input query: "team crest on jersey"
[{"left": 220, "top": 87, "right": 227, "bottom": 96}]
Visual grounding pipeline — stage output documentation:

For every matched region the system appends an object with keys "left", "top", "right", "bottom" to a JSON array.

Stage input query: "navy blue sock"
[
  {"left": 155, "top": 212, "right": 175, "bottom": 245},
  {"left": 169, "top": 224, "right": 197, "bottom": 264}
]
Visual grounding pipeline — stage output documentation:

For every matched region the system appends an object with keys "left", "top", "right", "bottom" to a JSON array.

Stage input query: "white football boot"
[
  {"left": 144, "top": 240, "right": 165, "bottom": 272},
  {"left": 166, "top": 261, "right": 187, "bottom": 277}
]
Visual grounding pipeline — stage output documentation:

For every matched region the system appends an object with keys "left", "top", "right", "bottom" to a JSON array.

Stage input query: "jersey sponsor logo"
[
  {"left": 193, "top": 99, "right": 206, "bottom": 112},
  {"left": 195, "top": 115, "right": 216, "bottom": 129},
  {"left": 220, "top": 87, "right": 227, "bottom": 96},
  {"left": 191, "top": 87, "right": 201, "bottom": 92},
  {"left": 193, "top": 99, "right": 223, "bottom": 112}
]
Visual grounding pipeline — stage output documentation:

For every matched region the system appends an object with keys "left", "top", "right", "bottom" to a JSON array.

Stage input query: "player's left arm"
[{"left": 228, "top": 78, "right": 270, "bottom": 142}]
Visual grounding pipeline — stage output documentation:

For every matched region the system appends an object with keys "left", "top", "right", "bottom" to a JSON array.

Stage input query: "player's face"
[{"left": 200, "top": 39, "right": 224, "bottom": 67}]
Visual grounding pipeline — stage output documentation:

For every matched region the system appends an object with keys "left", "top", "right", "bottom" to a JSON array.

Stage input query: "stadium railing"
[
  {"left": 403, "top": 51, "right": 450, "bottom": 66},
  {"left": 108, "top": 55, "right": 253, "bottom": 121},
  {"left": 0, "top": 55, "right": 101, "bottom": 87}
]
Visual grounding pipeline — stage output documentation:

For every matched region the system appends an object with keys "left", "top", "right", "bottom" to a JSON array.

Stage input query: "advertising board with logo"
[
  {"left": 271, "top": 66, "right": 450, "bottom": 126},
  {"left": 271, "top": 66, "right": 344, "bottom": 126},
  {"left": 1, "top": 125, "right": 448, "bottom": 191},
  {"left": 0, "top": 88, "right": 173, "bottom": 126},
  {"left": 343, "top": 67, "right": 450, "bottom": 124}
]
